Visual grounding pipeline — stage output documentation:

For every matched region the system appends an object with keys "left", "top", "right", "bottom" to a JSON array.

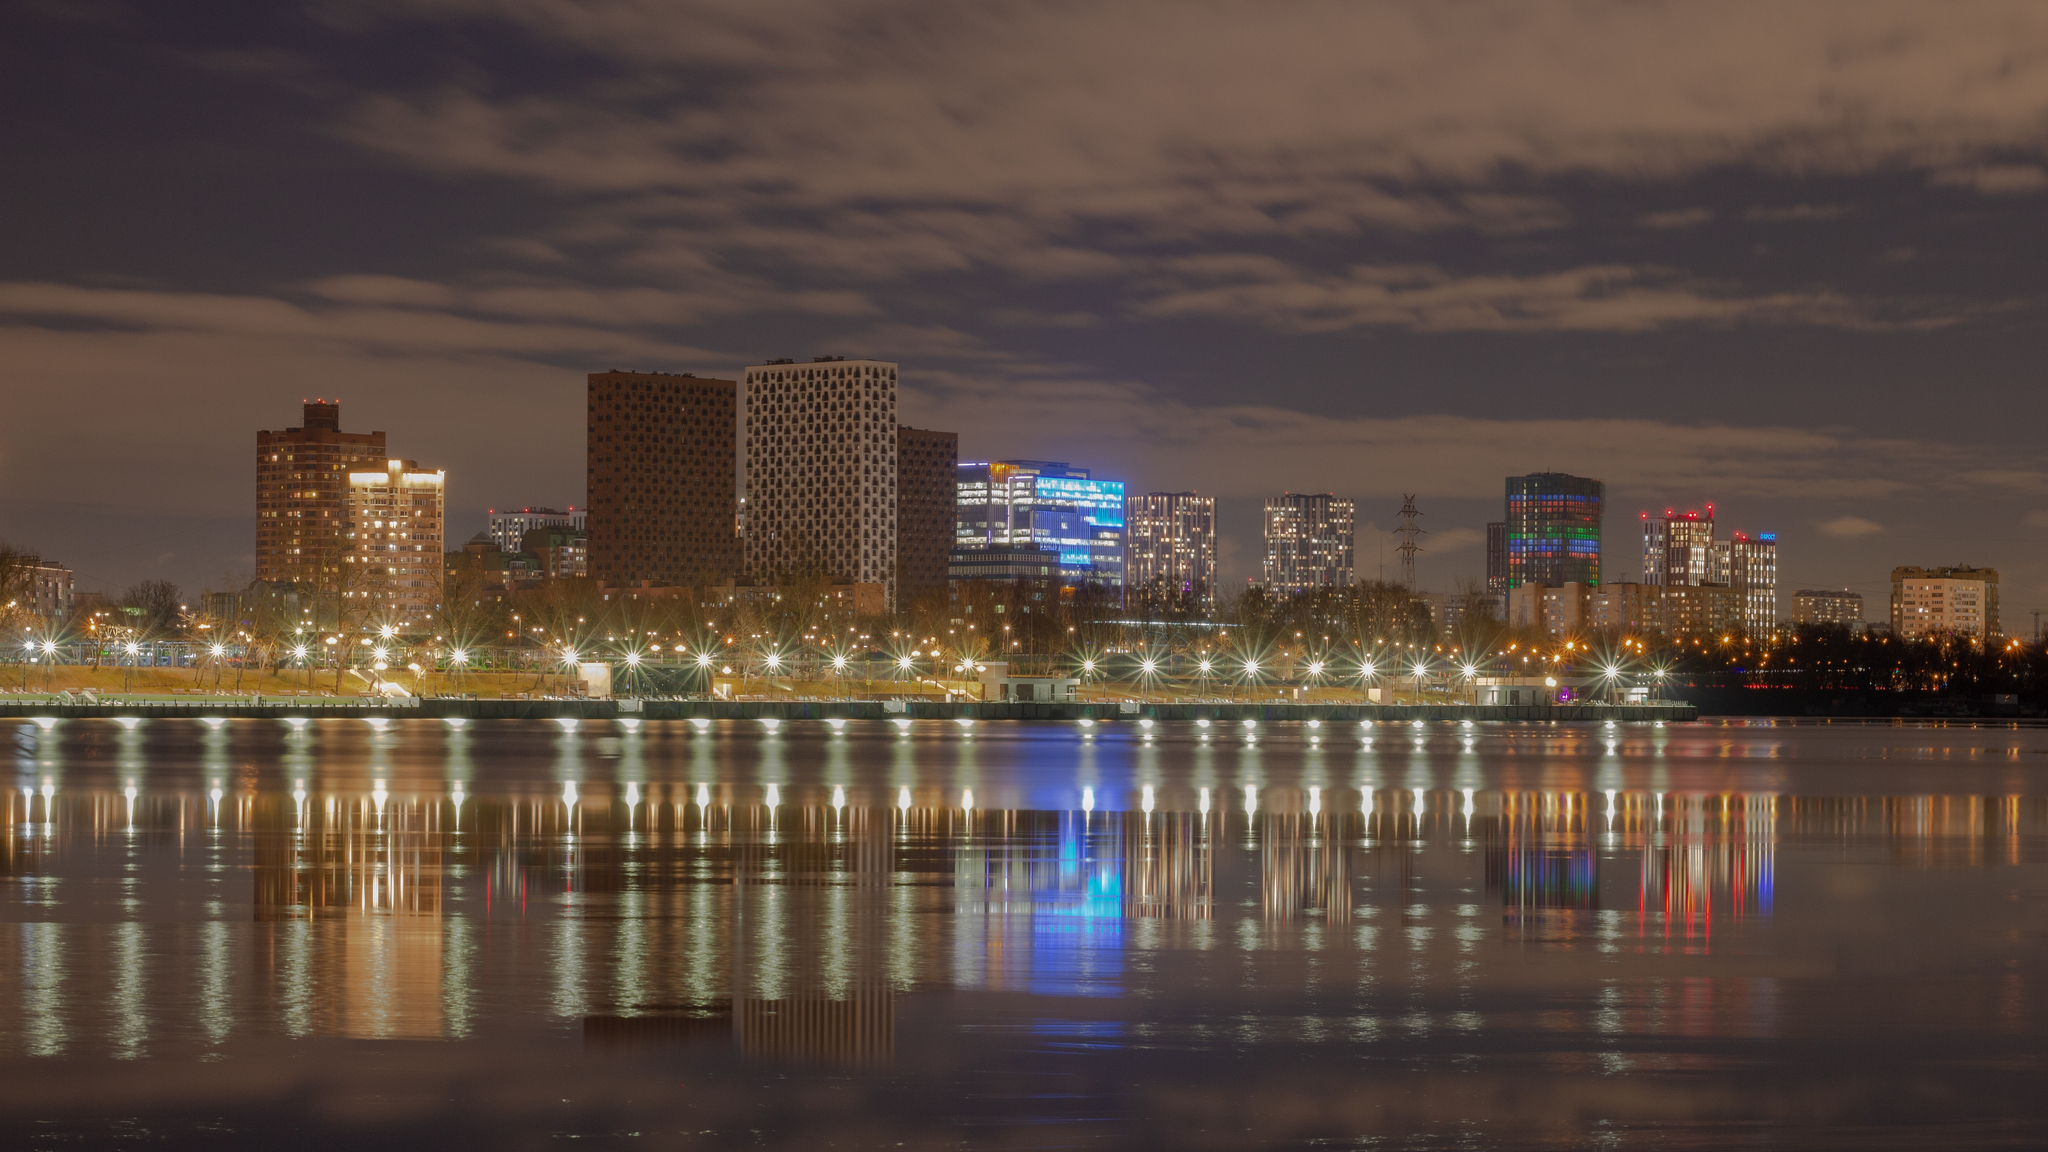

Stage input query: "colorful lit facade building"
[
  {"left": 743, "top": 358, "right": 899, "bottom": 605},
  {"left": 955, "top": 461, "right": 1124, "bottom": 587},
  {"left": 1261, "top": 493, "right": 1355, "bottom": 593},
  {"left": 1124, "top": 492, "right": 1216, "bottom": 609},
  {"left": 1504, "top": 472, "right": 1603, "bottom": 589},
  {"left": 345, "top": 460, "right": 445, "bottom": 624}
]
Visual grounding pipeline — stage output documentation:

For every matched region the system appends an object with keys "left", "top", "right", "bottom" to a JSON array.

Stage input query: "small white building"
[
  {"left": 976, "top": 660, "right": 1079, "bottom": 703},
  {"left": 1473, "top": 675, "right": 1598, "bottom": 706}
]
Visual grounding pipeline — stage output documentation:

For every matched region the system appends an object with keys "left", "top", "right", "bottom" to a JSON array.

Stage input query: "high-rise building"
[
  {"left": 1891, "top": 566, "right": 2000, "bottom": 639},
  {"left": 1485, "top": 522, "right": 1506, "bottom": 594},
  {"left": 955, "top": 461, "right": 1125, "bottom": 586},
  {"left": 743, "top": 357, "right": 898, "bottom": 604},
  {"left": 1262, "top": 493, "right": 1354, "bottom": 593},
  {"left": 345, "top": 459, "right": 445, "bottom": 624},
  {"left": 1504, "top": 472, "right": 1603, "bottom": 588},
  {"left": 1125, "top": 492, "right": 1216, "bottom": 609},
  {"left": 1643, "top": 506, "right": 1777, "bottom": 632},
  {"left": 1791, "top": 589, "right": 1864, "bottom": 626},
  {"left": 487, "top": 507, "right": 586, "bottom": 553},
  {"left": 587, "top": 370, "right": 737, "bottom": 590},
  {"left": 1726, "top": 532, "right": 1778, "bottom": 633},
  {"left": 257, "top": 400, "right": 388, "bottom": 590},
  {"left": 896, "top": 426, "right": 959, "bottom": 608},
  {"left": 1643, "top": 507, "right": 1716, "bottom": 586}
]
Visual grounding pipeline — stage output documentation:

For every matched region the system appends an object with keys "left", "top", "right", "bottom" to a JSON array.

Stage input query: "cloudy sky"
[{"left": 5, "top": 1, "right": 2047, "bottom": 618}]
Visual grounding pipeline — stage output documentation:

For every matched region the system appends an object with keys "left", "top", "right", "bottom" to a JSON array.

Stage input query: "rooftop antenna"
[{"left": 1394, "top": 494, "right": 1426, "bottom": 590}]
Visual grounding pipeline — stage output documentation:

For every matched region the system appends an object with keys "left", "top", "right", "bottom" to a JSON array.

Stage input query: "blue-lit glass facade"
[{"left": 955, "top": 460, "right": 1125, "bottom": 586}]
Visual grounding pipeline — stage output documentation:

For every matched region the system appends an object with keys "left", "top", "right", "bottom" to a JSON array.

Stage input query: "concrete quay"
[{"left": 0, "top": 697, "right": 1696, "bottom": 723}]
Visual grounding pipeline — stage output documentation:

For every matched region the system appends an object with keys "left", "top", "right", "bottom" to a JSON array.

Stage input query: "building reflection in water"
[
  {"left": 2, "top": 753, "right": 2046, "bottom": 1064},
  {"left": 1476, "top": 791, "right": 1775, "bottom": 948},
  {"left": 253, "top": 791, "right": 448, "bottom": 1039}
]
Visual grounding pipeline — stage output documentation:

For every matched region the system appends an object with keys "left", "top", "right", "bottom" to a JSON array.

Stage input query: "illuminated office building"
[
  {"left": 345, "top": 460, "right": 445, "bottom": 624},
  {"left": 744, "top": 357, "right": 899, "bottom": 605},
  {"left": 1643, "top": 507, "right": 1718, "bottom": 586},
  {"left": 487, "top": 506, "right": 586, "bottom": 553},
  {"left": 1504, "top": 472, "right": 1603, "bottom": 588},
  {"left": 587, "top": 370, "right": 738, "bottom": 590},
  {"left": 1262, "top": 493, "right": 1354, "bottom": 593},
  {"left": 896, "top": 426, "right": 959, "bottom": 606},
  {"left": 1485, "top": 521, "right": 1506, "bottom": 594},
  {"left": 1125, "top": 492, "right": 1216, "bottom": 608},
  {"left": 1727, "top": 533, "right": 1779, "bottom": 632},
  {"left": 1643, "top": 504, "right": 1777, "bottom": 631},
  {"left": 257, "top": 400, "right": 387, "bottom": 589},
  {"left": 955, "top": 461, "right": 1125, "bottom": 586},
  {"left": 1891, "top": 566, "right": 2000, "bottom": 639}
]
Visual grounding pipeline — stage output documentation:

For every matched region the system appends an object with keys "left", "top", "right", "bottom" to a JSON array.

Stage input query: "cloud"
[
  {"left": 1818, "top": 516, "right": 1886, "bottom": 537},
  {"left": 283, "top": 2, "right": 2048, "bottom": 334},
  {"left": 1931, "top": 164, "right": 2048, "bottom": 194},
  {"left": 1131, "top": 261, "right": 1891, "bottom": 333},
  {"left": 900, "top": 365, "right": 2015, "bottom": 504},
  {"left": 348, "top": 2, "right": 2048, "bottom": 201},
  {"left": 2025, "top": 510, "right": 2048, "bottom": 528},
  {"left": 1637, "top": 208, "right": 1714, "bottom": 229},
  {"left": 1744, "top": 203, "right": 1852, "bottom": 222}
]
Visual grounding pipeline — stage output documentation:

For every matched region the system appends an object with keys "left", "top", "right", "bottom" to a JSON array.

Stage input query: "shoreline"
[{"left": 3, "top": 697, "right": 1695, "bottom": 722}]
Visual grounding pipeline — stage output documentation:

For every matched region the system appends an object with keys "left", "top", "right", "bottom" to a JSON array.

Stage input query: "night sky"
[{"left": 5, "top": 2, "right": 2045, "bottom": 617}]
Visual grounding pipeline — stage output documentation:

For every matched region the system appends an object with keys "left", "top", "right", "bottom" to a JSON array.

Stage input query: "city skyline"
[{"left": 5, "top": 3, "right": 2045, "bottom": 618}]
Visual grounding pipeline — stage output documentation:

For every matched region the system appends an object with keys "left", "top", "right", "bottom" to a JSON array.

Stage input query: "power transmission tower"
[{"left": 1394, "top": 494, "right": 1426, "bottom": 590}]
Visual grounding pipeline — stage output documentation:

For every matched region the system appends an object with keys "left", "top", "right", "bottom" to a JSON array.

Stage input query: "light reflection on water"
[{"left": 3, "top": 718, "right": 2048, "bottom": 1147}]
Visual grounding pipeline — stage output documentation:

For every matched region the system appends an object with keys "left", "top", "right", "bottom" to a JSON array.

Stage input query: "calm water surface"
[{"left": 5, "top": 717, "right": 2048, "bottom": 1150}]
